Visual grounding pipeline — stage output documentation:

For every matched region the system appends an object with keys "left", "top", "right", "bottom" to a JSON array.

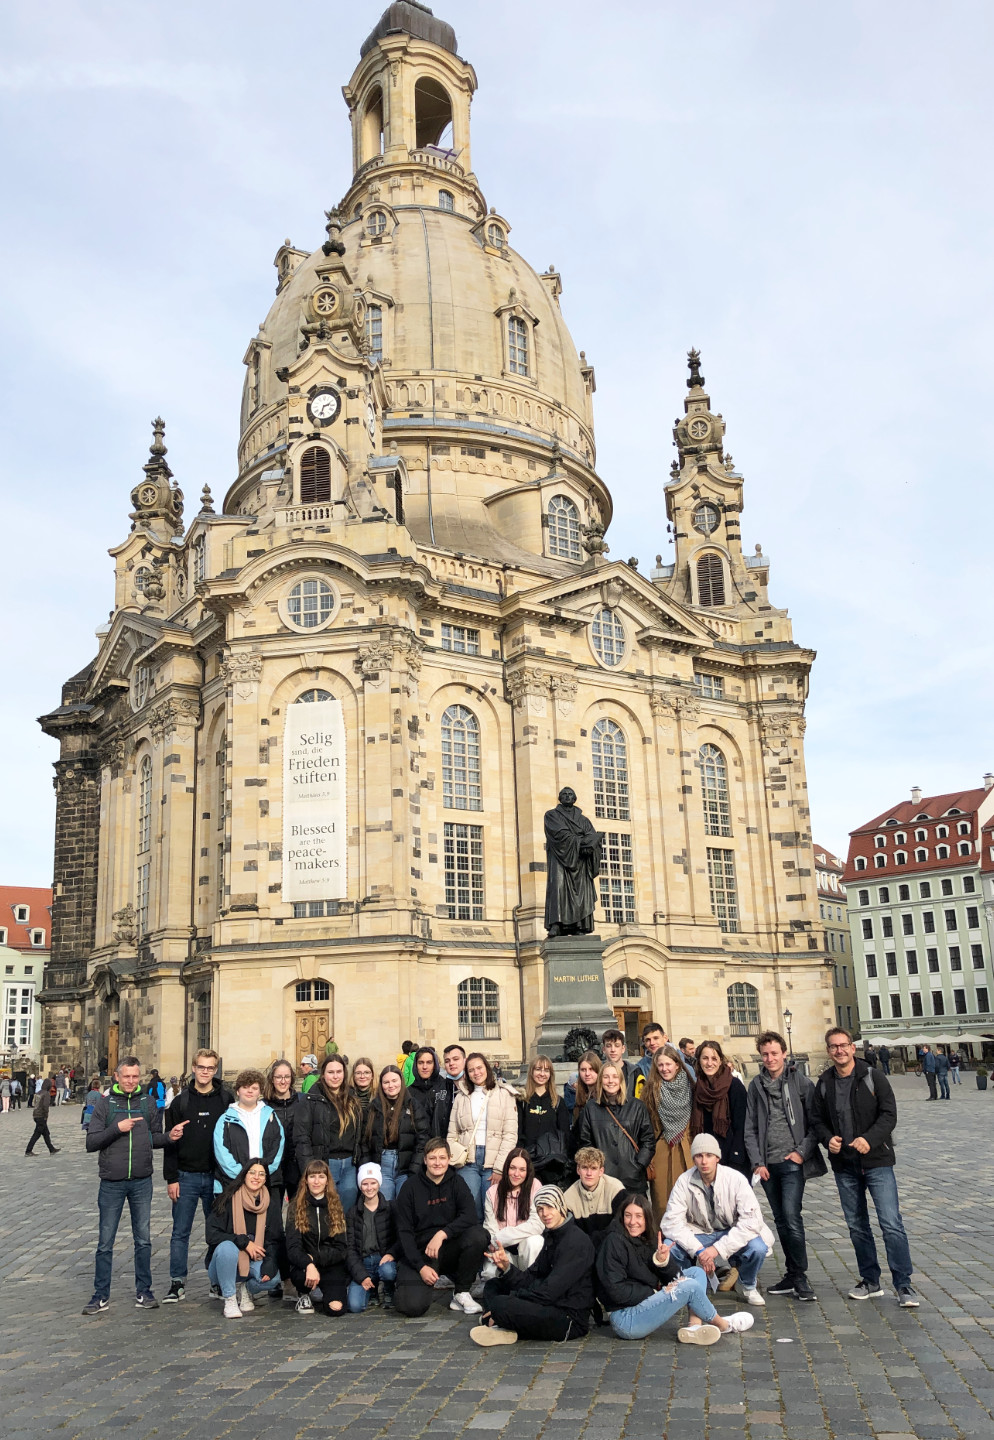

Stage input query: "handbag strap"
[{"left": 605, "top": 1106, "right": 639, "bottom": 1153}]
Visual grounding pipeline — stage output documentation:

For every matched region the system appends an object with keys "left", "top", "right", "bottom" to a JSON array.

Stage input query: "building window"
[
  {"left": 894, "top": 851, "right": 907, "bottom": 866},
  {"left": 192, "top": 535, "right": 206, "bottom": 585},
  {"left": 727, "top": 982, "right": 760, "bottom": 1036},
  {"left": 890, "top": 994, "right": 902, "bottom": 1018},
  {"left": 706, "top": 848, "right": 739, "bottom": 933},
  {"left": 457, "top": 976, "right": 500, "bottom": 1040},
  {"left": 700, "top": 744, "right": 731, "bottom": 838},
  {"left": 949, "top": 946, "right": 961, "bottom": 971},
  {"left": 696, "top": 553, "right": 725, "bottom": 607},
  {"left": 299, "top": 447, "right": 332, "bottom": 505},
  {"left": 958, "top": 841, "right": 972, "bottom": 856},
  {"left": 978, "top": 987, "right": 990, "bottom": 1013},
  {"left": 855, "top": 857, "right": 866, "bottom": 870},
  {"left": 910, "top": 991, "right": 923, "bottom": 1016},
  {"left": 136, "top": 862, "right": 150, "bottom": 938},
  {"left": 287, "top": 577, "right": 335, "bottom": 629},
  {"left": 612, "top": 978, "right": 642, "bottom": 999},
  {"left": 936, "top": 845, "right": 949, "bottom": 859},
  {"left": 874, "top": 854, "right": 887, "bottom": 868},
  {"left": 295, "top": 980, "right": 330, "bottom": 1002},
  {"left": 875, "top": 835, "right": 887, "bottom": 848},
  {"left": 600, "top": 833, "right": 636, "bottom": 924},
  {"left": 861, "top": 918, "right": 873, "bottom": 940},
  {"left": 295, "top": 690, "right": 333, "bottom": 704},
  {"left": 878, "top": 887, "right": 890, "bottom": 902},
  {"left": 132, "top": 663, "right": 151, "bottom": 712},
  {"left": 2, "top": 985, "right": 34, "bottom": 1050},
  {"left": 900, "top": 914, "right": 913, "bottom": 935},
  {"left": 954, "top": 988, "right": 967, "bottom": 1014},
  {"left": 972, "top": 944, "right": 984, "bottom": 969},
  {"left": 858, "top": 889, "right": 869, "bottom": 906},
  {"left": 547, "top": 495, "right": 581, "bottom": 560},
  {"left": 923, "top": 911, "right": 935, "bottom": 933},
  {"left": 693, "top": 672, "right": 724, "bottom": 699},
  {"left": 0, "top": 930, "right": 6, "bottom": 946},
  {"left": 963, "top": 875, "right": 976, "bottom": 894},
  {"left": 906, "top": 950, "right": 918, "bottom": 973},
  {"left": 440, "top": 623, "right": 480, "bottom": 655},
  {"left": 882, "top": 916, "right": 893, "bottom": 938},
  {"left": 886, "top": 954, "right": 897, "bottom": 976},
  {"left": 915, "top": 848, "right": 928, "bottom": 862},
  {"left": 931, "top": 990, "right": 945, "bottom": 1015},
  {"left": 292, "top": 900, "right": 337, "bottom": 917},
  {"left": 945, "top": 909, "right": 957, "bottom": 931},
  {"left": 842, "top": 964, "right": 848, "bottom": 987},
  {"left": 487, "top": 222, "right": 506, "bottom": 249},
  {"left": 941, "top": 878, "right": 953, "bottom": 897},
  {"left": 366, "top": 210, "right": 388, "bottom": 237},
  {"left": 137, "top": 755, "right": 152, "bottom": 856},
  {"left": 591, "top": 608, "right": 626, "bottom": 667},
  {"left": 444, "top": 823, "right": 484, "bottom": 920},
  {"left": 441, "top": 705, "right": 482, "bottom": 811},
  {"left": 839, "top": 933, "right": 846, "bottom": 952},
  {"left": 937, "top": 825, "right": 949, "bottom": 838},
  {"left": 438, "top": 189, "right": 455, "bottom": 211},
  {"left": 919, "top": 881, "right": 931, "bottom": 898},
  {"left": 29, "top": 929, "right": 45, "bottom": 947},
  {"left": 865, "top": 954, "right": 877, "bottom": 977},
  {"left": 869, "top": 995, "right": 882, "bottom": 1019},
  {"left": 196, "top": 993, "right": 210, "bottom": 1051},
  {"left": 365, "top": 304, "right": 383, "bottom": 364},
  {"left": 927, "top": 948, "right": 939, "bottom": 972},
  {"left": 967, "top": 906, "right": 979, "bottom": 929},
  {"left": 592, "top": 720, "right": 630, "bottom": 821},
  {"left": 508, "top": 315, "right": 529, "bottom": 376}
]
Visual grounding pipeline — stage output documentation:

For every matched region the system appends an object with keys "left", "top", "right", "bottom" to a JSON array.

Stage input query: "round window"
[
  {"left": 295, "top": 689, "right": 333, "bottom": 703},
  {"left": 280, "top": 576, "right": 338, "bottom": 632},
  {"left": 590, "top": 608, "right": 626, "bottom": 668},
  {"left": 692, "top": 503, "right": 721, "bottom": 535}
]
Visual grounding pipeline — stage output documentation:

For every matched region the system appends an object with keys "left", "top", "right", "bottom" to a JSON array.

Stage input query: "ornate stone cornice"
[
  {"left": 220, "top": 654, "right": 263, "bottom": 685},
  {"left": 149, "top": 697, "right": 200, "bottom": 743}
]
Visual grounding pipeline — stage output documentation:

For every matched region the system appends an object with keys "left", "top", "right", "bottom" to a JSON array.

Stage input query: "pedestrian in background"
[
  {"left": 25, "top": 1078, "right": 59, "bottom": 1156},
  {"left": 920, "top": 1045, "right": 938, "bottom": 1101},
  {"left": 878, "top": 1045, "right": 891, "bottom": 1076},
  {"left": 935, "top": 1049, "right": 950, "bottom": 1100},
  {"left": 948, "top": 1049, "right": 962, "bottom": 1085},
  {"left": 1, "top": 1076, "right": 10, "bottom": 1113}
]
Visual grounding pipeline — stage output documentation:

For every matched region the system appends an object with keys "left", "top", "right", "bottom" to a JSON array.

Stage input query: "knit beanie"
[
  {"left": 691, "top": 1133, "right": 722, "bottom": 1159},
  {"left": 357, "top": 1162, "right": 383, "bottom": 1187},
  {"left": 534, "top": 1184, "right": 569, "bottom": 1217}
]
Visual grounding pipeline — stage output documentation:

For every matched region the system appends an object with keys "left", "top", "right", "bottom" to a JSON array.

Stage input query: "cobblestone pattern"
[{"left": 2, "top": 1075, "right": 993, "bottom": 1440}]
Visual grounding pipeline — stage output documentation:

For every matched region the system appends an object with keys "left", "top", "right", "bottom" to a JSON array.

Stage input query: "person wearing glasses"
[
  {"left": 161, "top": 1049, "right": 234, "bottom": 1304},
  {"left": 811, "top": 1027, "right": 918, "bottom": 1307}
]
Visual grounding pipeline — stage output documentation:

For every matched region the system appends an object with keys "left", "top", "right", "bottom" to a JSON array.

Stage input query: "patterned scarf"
[{"left": 655, "top": 1067, "right": 692, "bottom": 1143}]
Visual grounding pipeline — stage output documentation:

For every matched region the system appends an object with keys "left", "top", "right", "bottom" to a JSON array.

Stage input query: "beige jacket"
[
  {"left": 447, "top": 1079, "right": 520, "bottom": 1174},
  {"left": 661, "top": 1163, "right": 776, "bottom": 1263}
]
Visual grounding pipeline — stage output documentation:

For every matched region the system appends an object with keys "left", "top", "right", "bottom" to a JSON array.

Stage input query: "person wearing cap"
[
  {"left": 661, "top": 1133, "right": 775, "bottom": 1307},
  {"left": 470, "top": 1184, "right": 595, "bottom": 1346},
  {"left": 346, "top": 1163, "right": 398, "bottom": 1311},
  {"left": 299, "top": 1056, "right": 319, "bottom": 1095}
]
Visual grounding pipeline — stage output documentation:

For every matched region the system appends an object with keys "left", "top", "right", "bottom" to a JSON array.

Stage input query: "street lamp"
[{"left": 783, "top": 1008, "right": 793, "bottom": 1056}]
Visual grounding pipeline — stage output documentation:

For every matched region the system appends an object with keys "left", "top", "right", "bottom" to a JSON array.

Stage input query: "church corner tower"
[{"left": 39, "top": 4, "right": 832, "bottom": 1078}]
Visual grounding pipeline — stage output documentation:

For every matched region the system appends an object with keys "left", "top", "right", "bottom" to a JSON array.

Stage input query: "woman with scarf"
[
  {"left": 285, "top": 1159, "right": 349, "bottom": 1315},
  {"left": 572, "top": 1063, "right": 654, "bottom": 1193},
  {"left": 407, "top": 1046, "right": 450, "bottom": 1137},
  {"left": 205, "top": 1159, "right": 284, "bottom": 1320},
  {"left": 363, "top": 1064, "right": 429, "bottom": 1199},
  {"left": 294, "top": 1056, "right": 363, "bottom": 1212},
  {"left": 690, "top": 1041, "right": 749, "bottom": 1176},
  {"left": 642, "top": 1045, "right": 695, "bottom": 1224}
]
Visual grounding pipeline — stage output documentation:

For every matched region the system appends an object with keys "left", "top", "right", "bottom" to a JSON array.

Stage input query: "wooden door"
[
  {"left": 296, "top": 1010, "right": 330, "bottom": 1059},
  {"left": 614, "top": 1007, "right": 652, "bottom": 1057},
  {"left": 107, "top": 1021, "right": 119, "bottom": 1074}
]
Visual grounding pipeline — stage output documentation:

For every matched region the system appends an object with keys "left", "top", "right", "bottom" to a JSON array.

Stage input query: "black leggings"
[
  {"left": 25, "top": 1121, "right": 55, "bottom": 1154},
  {"left": 483, "top": 1275, "right": 585, "bottom": 1341},
  {"left": 289, "top": 1262, "right": 348, "bottom": 1311}
]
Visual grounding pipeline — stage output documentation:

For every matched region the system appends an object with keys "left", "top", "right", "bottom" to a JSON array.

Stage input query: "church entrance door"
[
  {"left": 296, "top": 1009, "right": 330, "bottom": 1060},
  {"left": 107, "top": 1021, "right": 119, "bottom": 1074},
  {"left": 614, "top": 1007, "right": 651, "bottom": 1057}
]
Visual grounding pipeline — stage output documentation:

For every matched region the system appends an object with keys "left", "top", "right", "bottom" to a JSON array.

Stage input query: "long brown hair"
[
  {"left": 643, "top": 1044, "right": 692, "bottom": 1132},
  {"left": 293, "top": 1160, "right": 346, "bottom": 1236},
  {"left": 371, "top": 1065, "right": 407, "bottom": 1147},
  {"left": 573, "top": 1050, "right": 602, "bottom": 1112},
  {"left": 524, "top": 1055, "right": 558, "bottom": 1106},
  {"left": 318, "top": 1055, "right": 362, "bottom": 1132},
  {"left": 493, "top": 1147, "right": 535, "bottom": 1224},
  {"left": 264, "top": 1058, "right": 296, "bottom": 1102}
]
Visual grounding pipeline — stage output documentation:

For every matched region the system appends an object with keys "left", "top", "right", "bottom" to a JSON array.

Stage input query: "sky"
[{"left": 1, "top": 0, "right": 992, "bottom": 883}]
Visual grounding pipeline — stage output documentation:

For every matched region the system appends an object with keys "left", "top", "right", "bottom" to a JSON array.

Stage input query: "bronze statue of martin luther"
[{"left": 543, "top": 787, "right": 604, "bottom": 937}]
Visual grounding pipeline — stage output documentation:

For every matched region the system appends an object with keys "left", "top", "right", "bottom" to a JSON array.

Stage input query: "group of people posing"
[{"left": 77, "top": 1020, "right": 918, "bottom": 1346}]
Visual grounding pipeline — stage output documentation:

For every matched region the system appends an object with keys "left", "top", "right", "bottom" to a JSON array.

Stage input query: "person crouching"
[
  {"left": 285, "top": 1160, "right": 349, "bottom": 1316},
  {"left": 346, "top": 1162, "right": 398, "bottom": 1312},
  {"left": 205, "top": 1159, "right": 284, "bottom": 1320},
  {"left": 470, "top": 1185, "right": 594, "bottom": 1346}
]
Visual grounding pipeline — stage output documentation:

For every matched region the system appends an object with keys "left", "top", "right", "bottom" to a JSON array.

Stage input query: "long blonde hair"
[
  {"left": 293, "top": 1160, "right": 346, "bottom": 1236},
  {"left": 525, "top": 1055, "right": 559, "bottom": 1105}
]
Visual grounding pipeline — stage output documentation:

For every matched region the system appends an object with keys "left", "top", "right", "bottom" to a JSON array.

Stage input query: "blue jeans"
[
  {"left": 667, "top": 1231, "right": 768, "bottom": 1290},
  {"left": 937, "top": 1072, "right": 950, "bottom": 1098},
  {"left": 169, "top": 1170, "right": 215, "bottom": 1282},
  {"left": 833, "top": 1164, "right": 913, "bottom": 1290},
  {"left": 328, "top": 1158, "right": 357, "bottom": 1214},
  {"left": 347, "top": 1253, "right": 398, "bottom": 1312},
  {"left": 761, "top": 1160, "right": 808, "bottom": 1279},
  {"left": 378, "top": 1150, "right": 408, "bottom": 1202},
  {"left": 950, "top": 1065, "right": 961, "bottom": 1084},
  {"left": 208, "top": 1241, "right": 281, "bottom": 1300},
  {"left": 458, "top": 1145, "right": 493, "bottom": 1223},
  {"left": 609, "top": 1266, "right": 716, "bottom": 1340},
  {"left": 94, "top": 1176, "right": 153, "bottom": 1299}
]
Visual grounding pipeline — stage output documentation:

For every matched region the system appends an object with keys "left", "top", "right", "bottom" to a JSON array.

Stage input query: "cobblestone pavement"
[{"left": 2, "top": 1074, "right": 993, "bottom": 1440}]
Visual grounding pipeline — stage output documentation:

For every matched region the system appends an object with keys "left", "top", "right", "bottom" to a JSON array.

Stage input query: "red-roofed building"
[
  {"left": 0, "top": 886, "right": 51, "bottom": 1062},
  {"left": 845, "top": 778, "right": 994, "bottom": 1047}
]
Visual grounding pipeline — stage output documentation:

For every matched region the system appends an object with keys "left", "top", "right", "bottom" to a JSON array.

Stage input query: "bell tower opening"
[
  {"left": 361, "top": 85, "right": 384, "bottom": 164},
  {"left": 415, "top": 76, "right": 454, "bottom": 151}
]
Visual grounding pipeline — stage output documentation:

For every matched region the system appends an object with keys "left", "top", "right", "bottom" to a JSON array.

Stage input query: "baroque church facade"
[{"left": 39, "top": 2, "right": 832, "bottom": 1077}]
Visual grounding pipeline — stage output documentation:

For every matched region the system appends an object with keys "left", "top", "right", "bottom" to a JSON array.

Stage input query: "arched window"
[
  {"left": 508, "top": 315, "right": 529, "bottom": 375},
  {"left": 700, "top": 743, "right": 731, "bottom": 837},
  {"left": 612, "top": 978, "right": 642, "bottom": 999},
  {"left": 299, "top": 447, "right": 331, "bottom": 504},
  {"left": 874, "top": 835, "right": 886, "bottom": 848},
  {"left": 457, "top": 976, "right": 500, "bottom": 1040},
  {"left": 727, "top": 981, "right": 760, "bottom": 1036},
  {"left": 958, "top": 840, "right": 972, "bottom": 856},
  {"left": 915, "top": 829, "right": 927, "bottom": 841},
  {"left": 365, "top": 304, "right": 383, "bottom": 365},
  {"left": 366, "top": 210, "right": 388, "bottom": 237},
  {"left": 295, "top": 689, "right": 333, "bottom": 703},
  {"left": 591, "top": 719, "right": 630, "bottom": 821},
  {"left": 286, "top": 578, "right": 335, "bottom": 629},
  {"left": 361, "top": 86, "right": 384, "bottom": 162},
  {"left": 137, "top": 754, "right": 152, "bottom": 936},
  {"left": 591, "top": 608, "right": 626, "bottom": 667},
  {"left": 855, "top": 856, "right": 867, "bottom": 870},
  {"left": 442, "top": 705, "right": 482, "bottom": 811},
  {"left": 937, "top": 825, "right": 949, "bottom": 838},
  {"left": 547, "top": 494, "right": 581, "bottom": 560},
  {"left": 438, "top": 189, "right": 455, "bottom": 212},
  {"left": 487, "top": 222, "right": 506, "bottom": 249},
  {"left": 134, "top": 566, "right": 150, "bottom": 595},
  {"left": 894, "top": 851, "right": 907, "bottom": 866},
  {"left": 414, "top": 76, "right": 453, "bottom": 149},
  {"left": 696, "top": 553, "right": 725, "bottom": 607}
]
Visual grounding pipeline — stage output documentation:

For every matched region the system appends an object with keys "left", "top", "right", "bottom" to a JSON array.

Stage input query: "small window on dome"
[
  {"left": 547, "top": 495, "right": 581, "bottom": 560},
  {"left": 134, "top": 566, "right": 150, "bottom": 595},
  {"left": 692, "top": 503, "right": 720, "bottom": 535},
  {"left": 438, "top": 190, "right": 455, "bottom": 212},
  {"left": 365, "top": 305, "right": 383, "bottom": 365},
  {"left": 366, "top": 210, "right": 388, "bottom": 237},
  {"left": 487, "top": 222, "right": 506, "bottom": 249},
  {"left": 508, "top": 315, "right": 529, "bottom": 376},
  {"left": 591, "top": 609, "right": 625, "bottom": 668}
]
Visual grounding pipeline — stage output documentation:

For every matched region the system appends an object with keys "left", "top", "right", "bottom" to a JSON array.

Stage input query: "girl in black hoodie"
[{"left": 284, "top": 1160, "right": 349, "bottom": 1315}]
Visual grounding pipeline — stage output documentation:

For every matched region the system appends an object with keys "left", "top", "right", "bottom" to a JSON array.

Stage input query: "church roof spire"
[{"left": 130, "top": 417, "right": 184, "bottom": 537}]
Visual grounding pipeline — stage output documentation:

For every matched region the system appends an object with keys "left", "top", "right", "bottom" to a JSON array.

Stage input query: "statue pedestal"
[{"left": 532, "top": 935, "right": 617, "bottom": 1059}]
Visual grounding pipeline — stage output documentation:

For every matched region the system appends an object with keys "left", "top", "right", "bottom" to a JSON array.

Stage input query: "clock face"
[
  {"left": 688, "top": 417, "right": 711, "bottom": 439},
  {"left": 366, "top": 403, "right": 376, "bottom": 439},
  {"left": 308, "top": 388, "right": 342, "bottom": 425},
  {"left": 692, "top": 502, "right": 720, "bottom": 535}
]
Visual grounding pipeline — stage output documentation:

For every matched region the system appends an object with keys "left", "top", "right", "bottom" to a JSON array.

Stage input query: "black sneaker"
[
  {"left": 49, "top": 1147, "right": 61, "bottom": 1154},
  {"left": 135, "top": 1291, "right": 159, "bottom": 1309},
  {"left": 767, "top": 1276, "right": 798, "bottom": 1296},
  {"left": 849, "top": 1279, "right": 885, "bottom": 1300},
  {"left": 896, "top": 1286, "right": 920, "bottom": 1307},
  {"left": 163, "top": 1281, "right": 185, "bottom": 1303},
  {"left": 793, "top": 1276, "right": 817, "bottom": 1302},
  {"left": 82, "top": 1295, "right": 109, "bottom": 1316},
  {"left": 209, "top": 1283, "right": 223, "bottom": 1300}
]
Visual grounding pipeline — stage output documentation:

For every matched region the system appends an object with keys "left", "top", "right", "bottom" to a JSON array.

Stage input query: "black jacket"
[
  {"left": 744, "top": 1065, "right": 827, "bottom": 1179},
  {"left": 205, "top": 1192, "right": 284, "bottom": 1278},
  {"left": 294, "top": 1087, "right": 362, "bottom": 1171},
  {"left": 596, "top": 1227, "right": 680, "bottom": 1309},
  {"left": 267, "top": 1093, "right": 305, "bottom": 1191},
  {"left": 497, "top": 1217, "right": 595, "bottom": 1330},
  {"left": 811, "top": 1061, "right": 897, "bottom": 1172},
  {"left": 285, "top": 1194, "right": 348, "bottom": 1274},
  {"left": 87, "top": 1085, "right": 165, "bottom": 1182},
  {"left": 693, "top": 1076, "right": 751, "bottom": 1176},
  {"left": 363, "top": 1094, "right": 428, "bottom": 1174},
  {"left": 574, "top": 1098, "right": 655, "bottom": 1190},
  {"left": 345, "top": 1196, "right": 398, "bottom": 1283},
  {"left": 162, "top": 1079, "right": 233, "bottom": 1184},
  {"left": 518, "top": 1092, "right": 570, "bottom": 1160},
  {"left": 408, "top": 1072, "right": 451, "bottom": 1139},
  {"left": 394, "top": 1165, "right": 479, "bottom": 1270}
]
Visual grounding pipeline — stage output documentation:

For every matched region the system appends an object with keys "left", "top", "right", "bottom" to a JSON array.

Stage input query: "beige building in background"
[{"left": 39, "top": 2, "right": 832, "bottom": 1078}]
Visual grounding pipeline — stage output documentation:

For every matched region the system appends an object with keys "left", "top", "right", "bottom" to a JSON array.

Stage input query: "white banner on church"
[{"left": 282, "top": 698, "right": 347, "bottom": 902}]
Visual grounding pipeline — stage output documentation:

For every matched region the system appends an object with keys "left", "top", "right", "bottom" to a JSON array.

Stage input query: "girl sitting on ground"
[
  {"left": 285, "top": 1159, "right": 350, "bottom": 1316},
  {"left": 205, "top": 1159, "right": 284, "bottom": 1320},
  {"left": 483, "top": 1147, "right": 544, "bottom": 1276}
]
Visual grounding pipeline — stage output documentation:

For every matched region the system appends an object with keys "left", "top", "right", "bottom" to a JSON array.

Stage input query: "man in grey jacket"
[
  {"left": 82, "top": 1055, "right": 181, "bottom": 1315},
  {"left": 744, "top": 1030, "right": 825, "bottom": 1302}
]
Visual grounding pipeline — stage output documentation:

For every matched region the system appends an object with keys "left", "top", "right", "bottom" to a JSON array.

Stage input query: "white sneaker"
[
  {"left": 450, "top": 1291, "right": 483, "bottom": 1314},
  {"left": 479, "top": 1260, "right": 498, "bottom": 1281},
  {"left": 677, "top": 1323, "right": 722, "bottom": 1346},
  {"left": 238, "top": 1283, "right": 255, "bottom": 1313},
  {"left": 295, "top": 1293, "right": 314, "bottom": 1314},
  {"left": 742, "top": 1286, "right": 766, "bottom": 1307},
  {"left": 223, "top": 1296, "right": 242, "bottom": 1320},
  {"left": 723, "top": 1311, "right": 756, "bottom": 1333}
]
